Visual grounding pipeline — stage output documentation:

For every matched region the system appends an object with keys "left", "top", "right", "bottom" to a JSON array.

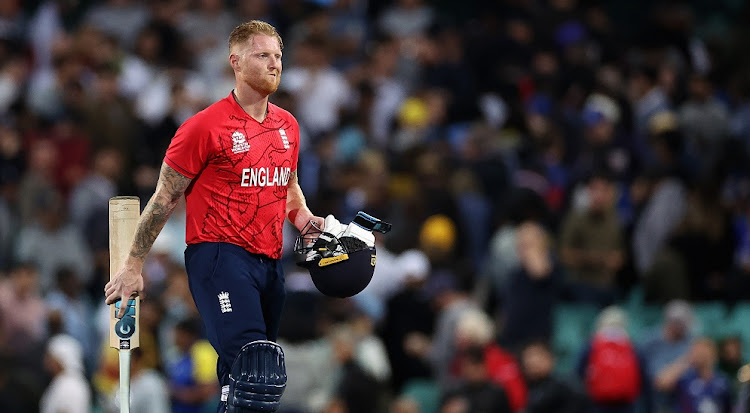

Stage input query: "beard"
[{"left": 247, "top": 72, "right": 281, "bottom": 96}]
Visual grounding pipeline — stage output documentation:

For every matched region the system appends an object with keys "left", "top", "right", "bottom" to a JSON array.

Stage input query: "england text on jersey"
[{"left": 240, "top": 167, "right": 291, "bottom": 187}]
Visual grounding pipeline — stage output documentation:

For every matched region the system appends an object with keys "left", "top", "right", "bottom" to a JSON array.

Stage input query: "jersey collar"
[{"left": 229, "top": 90, "right": 274, "bottom": 124}]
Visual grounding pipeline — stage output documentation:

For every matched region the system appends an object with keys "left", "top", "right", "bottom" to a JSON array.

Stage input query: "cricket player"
[{"left": 105, "top": 20, "right": 323, "bottom": 412}]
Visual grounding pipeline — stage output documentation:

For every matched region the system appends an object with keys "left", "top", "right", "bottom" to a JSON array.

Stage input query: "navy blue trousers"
[{"left": 184, "top": 242, "right": 286, "bottom": 397}]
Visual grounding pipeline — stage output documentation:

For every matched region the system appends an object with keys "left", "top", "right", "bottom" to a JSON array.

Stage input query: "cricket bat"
[{"left": 109, "top": 196, "right": 141, "bottom": 413}]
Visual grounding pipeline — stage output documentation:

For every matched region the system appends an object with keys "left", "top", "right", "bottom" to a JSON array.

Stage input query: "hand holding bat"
[{"left": 105, "top": 264, "right": 145, "bottom": 319}]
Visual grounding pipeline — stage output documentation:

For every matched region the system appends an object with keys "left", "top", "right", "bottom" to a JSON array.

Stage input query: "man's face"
[
  {"left": 522, "top": 344, "right": 554, "bottom": 381},
  {"left": 588, "top": 178, "right": 615, "bottom": 213},
  {"left": 690, "top": 339, "right": 717, "bottom": 370},
  {"left": 665, "top": 319, "right": 688, "bottom": 341},
  {"left": 12, "top": 267, "right": 37, "bottom": 298},
  {"left": 232, "top": 34, "right": 282, "bottom": 96},
  {"left": 460, "top": 358, "right": 487, "bottom": 383}
]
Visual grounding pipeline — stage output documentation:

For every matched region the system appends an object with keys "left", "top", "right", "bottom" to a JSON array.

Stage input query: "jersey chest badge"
[
  {"left": 232, "top": 130, "right": 250, "bottom": 154},
  {"left": 279, "top": 128, "right": 290, "bottom": 149}
]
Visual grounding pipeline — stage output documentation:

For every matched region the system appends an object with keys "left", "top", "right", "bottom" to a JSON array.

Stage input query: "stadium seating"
[{"left": 401, "top": 379, "right": 440, "bottom": 413}]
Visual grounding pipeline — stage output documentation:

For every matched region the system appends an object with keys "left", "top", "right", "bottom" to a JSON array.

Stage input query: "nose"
[{"left": 269, "top": 56, "right": 281, "bottom": 70}]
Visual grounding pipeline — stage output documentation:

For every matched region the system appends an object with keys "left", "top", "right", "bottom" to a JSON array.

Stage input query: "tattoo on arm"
[{"left": 130, "top": 162, "right": 192, "bottom": 260}]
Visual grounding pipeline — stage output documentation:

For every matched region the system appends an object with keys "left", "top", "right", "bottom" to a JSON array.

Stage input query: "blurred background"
[{"left": 1, "top": 0, "right": 750, "bottom": 412}]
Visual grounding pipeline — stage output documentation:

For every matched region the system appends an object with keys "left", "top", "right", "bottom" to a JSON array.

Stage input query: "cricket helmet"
[{"left": 294, "top": 212, "right": 391, "bottom": 298}]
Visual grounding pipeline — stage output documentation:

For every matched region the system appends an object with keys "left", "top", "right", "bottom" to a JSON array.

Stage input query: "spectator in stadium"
[
  {"left": 68, "top": 147, "right": 122, "bottom": 231},
  {"left": 43, "top": 113, "right": 92, "bottom": 198},
  {"left": 404, "top": 270, "right": 476, "bottom": 390},
  {"left": 15, "top": 189, "right": 93, "bottom": 293},
  {"left": 449, "top": 169, "right": 493, "bottom": 273},
  {"left": 0, "top": 262, "right": 46, "bottom": 356},
  {"left": 573, "top": 93, "right": 635, "bottom": 183},
  {"left": 521, "top": 340, "right": 590, "bottom": 413},
  {"left": 451, "top": 308, "right": 527, "bottom": 412},
  {"left": 737, "top": 380, "right": 750, "bottom": 413},
  {"left": 440, "top": 345, "right": 512, "bottom": 413},
  {"left": 0, "top": 351, "right": 42, "bottom": 413},
  {"left": 40, "top": 334, "right": 91, "bottom": 413},
  {"left": 166, "top": 317, "right": 219, "bottom": 413},
  {"left": 328, "top": 324, "right": 383, "bottom": 413},
  {"left": 577, "top": 306, "right": 650, "bottom": 413},
  {"left": 381, "top": 249, "right": 435, "bottom": 392},
  {"left": 417, "top": 27, "right": 478, "bottom": 125},
  {"left": 654, "top": 337, "right": 732, "bottom": 413},
  {"left": 83, "top": 63, "right": 139, "bottom": 168},
  {"left": 499, "top": 221, "right": 564, "bottom": 350},
  {"left": 391, "top": 89, "right": 449, "bottom": 153},
  {"left": 281, "top": 35, "right": 352, "bottom": 138},
  {"left": 628, "top": 65, "right": 671, "bottom": 140},
  {"left": 82, "top": 0, "right": 148, "bottom": 46},
  {"left": 390, "top": 396, "right": 420, "bottom": 413},
  {"left": 480, "top": 187, "right": 551, "bottom": 307},
  {"left": 16, "top": 138, "right": 60, "bottom": 225},
  {"left": 26, "top": 50, "right": 86, "bottom": 121},
  {"left": 276, "top": 331, "right": 335, "bottom": 413},
  {"left": 356, "top": 244, "right": 422, "bottom": 321},
  {"left": 416, "top": 209, "right": 458, "bottom": 272},
  {"left": 560, "top": 171, "right": 624, "bottom": 306},
  {"left": 667, "top": 178, "right": 735, "bottom": 301},
  {"left": 177, "top": 0, "right": 236, "bottom": 81},
  {"left": 46, "top": 267, "right": 98, "bottom": 373},
  {"left": 350, "top": 35, "right": 406, "bottom": 147},
  {"left": 641, "top": 300, "right": 696, "bottom": 412},
  {"left": 718, "top": 335, "right": 744, "bottom": 399},
  {"left": 678, "top": 73, "right": 730, "bottom": 158},
  {"left": 632, "top": 166, "right": 687, "bottom": 279},
  {"left": 349, "top": 311, "right": 392, "bottom": 384},
  {"left": 378, "top": 0, "right": 435, "bottom": 39},
  {"left": 481, "top": 222, "right": 519, "bottom": 302},
  {"left": 0, "top": 121, "right": 22, "bottom": 260}
]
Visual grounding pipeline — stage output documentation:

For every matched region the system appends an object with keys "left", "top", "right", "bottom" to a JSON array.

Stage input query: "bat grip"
[{"left": 119, "top": 349, "right": 131, "bottom": 413}]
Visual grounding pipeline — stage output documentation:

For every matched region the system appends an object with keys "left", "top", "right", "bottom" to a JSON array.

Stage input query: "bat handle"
[{"left": 119, "top": 349, "right": 131, "bottom": 413}]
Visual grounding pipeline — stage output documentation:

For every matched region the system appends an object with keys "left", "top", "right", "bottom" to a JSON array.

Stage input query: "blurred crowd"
[{"left": 2, "top": 0, "right": 750, "bottom": 412}]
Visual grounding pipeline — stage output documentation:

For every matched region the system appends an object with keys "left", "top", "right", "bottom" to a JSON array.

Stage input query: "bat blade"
[{"left": 109, "top": 196, "right": 141, "bottom": 350}]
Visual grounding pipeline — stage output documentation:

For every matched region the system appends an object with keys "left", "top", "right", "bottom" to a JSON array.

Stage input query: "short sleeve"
[
  {"left": 290, "top": 117, "right": 300, "bottom": 172},
  {"left": 164, "top": 115, "right": 214, "bottom": 178}
]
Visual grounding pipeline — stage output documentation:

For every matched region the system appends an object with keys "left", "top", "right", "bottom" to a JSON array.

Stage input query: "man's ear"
[{"left": 229, "top": 53, "right": 240, "bottom": 72}]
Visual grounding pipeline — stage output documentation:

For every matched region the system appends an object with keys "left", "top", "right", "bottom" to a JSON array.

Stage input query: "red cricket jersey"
[{"left": 164, "top": 92, "right": 299, "bottom": 259}]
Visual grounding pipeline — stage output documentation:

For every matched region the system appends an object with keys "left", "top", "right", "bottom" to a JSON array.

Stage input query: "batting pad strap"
[{"left": 227, "top": 340, "right": 287, "bottom": 413}]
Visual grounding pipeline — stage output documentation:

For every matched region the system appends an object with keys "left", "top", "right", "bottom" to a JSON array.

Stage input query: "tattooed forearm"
[
  {"left": 288, "top": 170, "right": 298, "bottom": 185},
  {"left": 130, "top": 162, "right": 192, "bottom": 260}
]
